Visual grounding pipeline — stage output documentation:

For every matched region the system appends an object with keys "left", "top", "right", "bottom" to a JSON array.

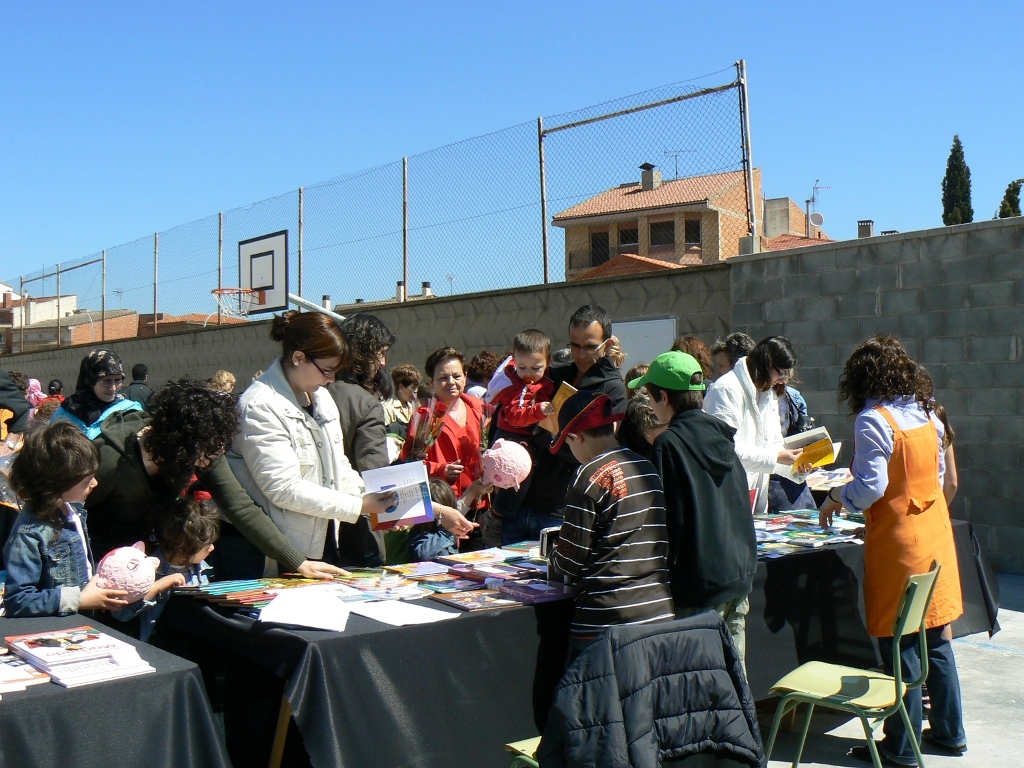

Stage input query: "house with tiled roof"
[{"left": 553, "top": 164, "right": 831, "bottom": 280}]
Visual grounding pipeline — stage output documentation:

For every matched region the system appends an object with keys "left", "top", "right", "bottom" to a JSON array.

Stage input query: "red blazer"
[{"left": 409, "top": 393, "right": 485, "bottom": 500}]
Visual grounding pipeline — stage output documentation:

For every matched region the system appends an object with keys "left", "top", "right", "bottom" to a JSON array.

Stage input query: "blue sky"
[{"left": 2, "top": 2, "right": 1022, "bottom": 309}]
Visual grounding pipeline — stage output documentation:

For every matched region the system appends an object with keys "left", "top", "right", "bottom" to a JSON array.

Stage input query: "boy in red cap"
[{"left": 548, "top": 390, "right": 674, "bottom": 656}]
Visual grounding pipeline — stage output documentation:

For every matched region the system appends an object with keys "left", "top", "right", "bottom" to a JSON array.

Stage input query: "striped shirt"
[{"left": 551, "top": 447, "right": 675, "bottom": 639}]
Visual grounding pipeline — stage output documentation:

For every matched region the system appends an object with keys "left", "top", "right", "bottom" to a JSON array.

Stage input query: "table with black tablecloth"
[
  {"left": 160, "top": 519, "right": 999, "bottom": 768},
  {"left": 0, "top": 615, "right": 230, "bottom": 768}
]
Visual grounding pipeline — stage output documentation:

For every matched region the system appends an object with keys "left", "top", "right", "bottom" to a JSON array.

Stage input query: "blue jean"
[
  {"left": 500, "top": 506, "right": 564, "bottom": 546},
  {"left": 878, "top": 626, "right": 966, "bottom": 761}
]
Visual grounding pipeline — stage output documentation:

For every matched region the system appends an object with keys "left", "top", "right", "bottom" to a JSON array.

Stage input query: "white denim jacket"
[{"left": 228, "top": 358, "right": 364, "bottom": 563}]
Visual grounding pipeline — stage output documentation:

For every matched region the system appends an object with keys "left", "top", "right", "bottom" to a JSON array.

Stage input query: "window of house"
[
  {"left": 650, "top": 221, "right": 674, "bottom": 247},
  {"left": 618, "top": 228, "right": 639, "bottom": 252},
  {"left": 684, "top": 219, "right": 701, "bottom": 247},
  {"left": 590, "top": 232, "right": 610, "bottom": 265}
]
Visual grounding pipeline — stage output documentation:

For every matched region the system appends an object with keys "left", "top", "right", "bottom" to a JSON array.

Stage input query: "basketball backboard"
[{"left": 239, "top": 230, "right": 288, "bottom": 313}]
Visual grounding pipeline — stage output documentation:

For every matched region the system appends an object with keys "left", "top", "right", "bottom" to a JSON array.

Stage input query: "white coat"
[
  {"left": 228, "top": 358, "right": 364, "bottom": 565},
  {"left": 702, "top": 356, "right": 783, "bottom": 514}
]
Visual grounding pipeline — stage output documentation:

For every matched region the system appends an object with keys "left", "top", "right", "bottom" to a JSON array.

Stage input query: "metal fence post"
[
  {"left": 56, "top": 263, "right": 61, "bottom": 348},
  {"left": 403, "top": 157, "right": 409, "bottom": 299},
  {"left": 101, "top": 250, "right": 107, "bottom": 341},
  {"left": 218, "top": 212, "right": 224, "bottom": 325},
  {"left": 537, "top": 117, "right": 550, "bottom": 284},
  {"left": 153, "top": 232, "right": 159, "bottom": 335},
  {"left": 736, "top": 59, "right": 757, "bottom": 239},
  {"left": 297, "top": 187, "right": 304, "bottom": 299},
  {"left": 19, "top": 276, "right": 24, "bottom": 353}
]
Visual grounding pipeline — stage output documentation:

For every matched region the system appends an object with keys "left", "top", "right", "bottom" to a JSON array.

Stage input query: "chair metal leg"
[
  {"left": 857, "top": 715, "right": 884, "bottom": 768},
  {"left": 897, "top": 700, "right": 927, "bottom": 768},
  {"left": 792, "top": 702, "right": 815, "bottom": 768},
  {"left": 764, "top": 696, "right": 799, "bottom": 763},
  {"left": 268, "top": 694, "right": 292, "bottom": 768}
]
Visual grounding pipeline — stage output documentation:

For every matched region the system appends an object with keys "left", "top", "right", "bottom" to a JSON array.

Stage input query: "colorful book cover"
[
  {"left": 435, "top": 547, "right": 515, "bottom": 566},
  {"left": 429, "top": 589, "right": 522, "bottom": 612},
  {"left": 5, "top": 626, "right": 139, "bottom": 669},
  {"left": 448, "top": 563, "right": 534, "bottom": 583},
  {"left": 384, "top": 561, "right": 450, "bottom": 578},
  {"left": 498, "top": 579, "right": 573, "bottom": 604},
  {"left": 409, "top": 573, "right": 484, "bottom": 593},
  {"left": 363, "top": 461, "right": 434, "bottom": 531}
]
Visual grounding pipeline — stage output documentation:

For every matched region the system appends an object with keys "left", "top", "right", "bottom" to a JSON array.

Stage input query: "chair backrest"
[{"left": 889, "top": 561, "right": 941, "bottom": 691}]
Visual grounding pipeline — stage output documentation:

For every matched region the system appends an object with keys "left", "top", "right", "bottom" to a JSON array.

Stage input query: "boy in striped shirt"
[{"left": 549, "top": 391, "right": 675, "bottom": 655}]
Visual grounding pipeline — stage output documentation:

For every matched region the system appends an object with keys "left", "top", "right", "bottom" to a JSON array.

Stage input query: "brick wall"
[
  {"left": 730, "top": 217, "right": 1024, "bottom": 573},
  {"left": 69, "top": 313, "right": 139, "bottom": 345}
]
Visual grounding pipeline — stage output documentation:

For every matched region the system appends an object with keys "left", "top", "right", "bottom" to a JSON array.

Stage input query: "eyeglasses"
[
  {"left": 96, "top": 377, "right": 125, "bottom": 386},
  {"left": 770, "top": 367, "right": 792, "bottom": 385},
  {"left": 308, "top": 358, "right": 343, "bottom": 378},
  {"left": 568, "top": 341, "right": 604, "bottom": 354}
]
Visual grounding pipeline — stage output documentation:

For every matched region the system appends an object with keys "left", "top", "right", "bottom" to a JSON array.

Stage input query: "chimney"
[
  {"left": 857, "top": 220, "right": 875, "bottom": 238},
  {"left": 396, "top": 281, "right": 406, "bottom": 302},
  {"left": 355, "top": 298, "right": 364, "bottom": 304},
  {"left": 421, "top": 281, "right": 433, "bottom": 297},
  {"left": 639, "top": 163, "right": 662, "bottom": 191},
  {"left": 321, "top": 295, "right": 332, "bottom": 310}
]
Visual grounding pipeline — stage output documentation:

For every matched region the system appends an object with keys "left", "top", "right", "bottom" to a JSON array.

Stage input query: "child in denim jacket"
[
  {"left": 3, "top": 422, "right": 130, "bottom": 617},
  {"left": 113, "top": 496, "right": 218, "bottom": 642}
]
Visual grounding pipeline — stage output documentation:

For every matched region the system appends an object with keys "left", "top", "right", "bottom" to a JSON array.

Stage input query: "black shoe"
[
  {"left": 849, "top": 744, "right": 918, "bottom": 767},
  {"left": 922, "top": 728, "right": 967, "bottom": 755}
]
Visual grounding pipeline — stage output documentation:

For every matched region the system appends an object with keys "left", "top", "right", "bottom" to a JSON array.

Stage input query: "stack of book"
[
  {"left": 0, "top": 650, "right": 51, "bottom": 697},
  {"left": 4, "top": 626, "right": 154, "bottom": 688}
]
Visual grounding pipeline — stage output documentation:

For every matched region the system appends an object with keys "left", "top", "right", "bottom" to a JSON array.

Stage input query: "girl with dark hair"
[
  {"left": 51, "top": 349, "right": 142, "bottom": 438},
  {"left": 229, "top": 311, "right": 396, "bottom": 573},
  {"left": 703, "top": 336, "right": 803, "bottom": 514},
  {"left": 4, "top": 422, "right": 129, "bottom": 616},
  {"left": 820, "top": 336, "right": 966, "bottom": 764}
]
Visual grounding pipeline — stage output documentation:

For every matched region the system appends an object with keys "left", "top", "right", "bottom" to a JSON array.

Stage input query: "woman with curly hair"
[
  {"left": 820, "top": 336, "right": 966, "bottom": 765},
  {"left": 51, "top": 350, "right": 142, "bottom": 439},
  {"left": 86, "top": 378, "right": 344, "bottom": 581}
]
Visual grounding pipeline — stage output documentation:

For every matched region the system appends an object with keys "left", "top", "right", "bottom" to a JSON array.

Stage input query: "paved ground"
[{"left": 764, "top": 574, "right": 1024, "bottom": 768}]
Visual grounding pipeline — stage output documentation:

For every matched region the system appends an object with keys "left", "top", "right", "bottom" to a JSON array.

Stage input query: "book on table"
[
  {"left": 362, "top": 461, "right": 434, "bottom": 531},
  {"left": 498, "top": 579, "right": 573, "bottom": 605},
  {"left": 0, "top": 651, "right": 51, "bottom": 692},
  {"left": 435, "top": 547, "right": 518, "bottom": 566},
  {"left": 4, "top": 625, "right": 154, "bottom": 687},
  {"left": 428, "top": 589, "right": 522, "bottom": 612}
]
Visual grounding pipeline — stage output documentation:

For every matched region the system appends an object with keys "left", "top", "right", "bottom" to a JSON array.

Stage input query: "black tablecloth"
[
  {"left": 0, "top": 615, "right": 230, "bottom": 768},
  {"left": 746, "top": 518, "right": 999, "bottom": 698},
  {"left": 161, "top": 519, "right": 999, "bottom": 767},
  {"left": 160, "top": 596, "right": 559, "bottom": 768}
]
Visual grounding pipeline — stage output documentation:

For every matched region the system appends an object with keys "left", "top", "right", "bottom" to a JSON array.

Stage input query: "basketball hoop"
[{"left": 211, "top": 288, "right": 263, "bottom": 318}]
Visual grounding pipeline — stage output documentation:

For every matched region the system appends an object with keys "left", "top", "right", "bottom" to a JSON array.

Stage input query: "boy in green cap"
[{"left": 629, "top": 350, "right": 756, "bottom": 668}]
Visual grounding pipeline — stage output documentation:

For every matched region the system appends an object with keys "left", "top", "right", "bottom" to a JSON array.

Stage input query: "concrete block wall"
[{"left": 730, "top": 217, "right": 1024, "bottom": 574}]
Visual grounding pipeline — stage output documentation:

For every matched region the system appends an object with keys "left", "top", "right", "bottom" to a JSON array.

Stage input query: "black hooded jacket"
[
  {"left": 652, "top": 408, "right": 756, "bottom": 609},
  {"left": 521, "top": 356, "right": 627, "bottom": 516}
]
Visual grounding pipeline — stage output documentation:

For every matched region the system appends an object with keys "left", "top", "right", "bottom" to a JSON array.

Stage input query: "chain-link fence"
[{"left": 2, "top": 62, "right": 752, "bottom": 351}]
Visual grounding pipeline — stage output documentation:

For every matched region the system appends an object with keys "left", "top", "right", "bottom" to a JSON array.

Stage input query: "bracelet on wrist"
[{"left": 828, "top": 487, "right": 840, "bottom": 503}]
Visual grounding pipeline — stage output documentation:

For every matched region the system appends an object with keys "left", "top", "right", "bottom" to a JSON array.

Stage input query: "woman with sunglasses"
[
  {"left": 50, "top": 349, "right": 142, "bottom": 439},
  {"left": 703, "top": 335, "right": 803, "bottom": 514},
  {"left": 228, "top": 310, "right": 396, "bottom": 574}
]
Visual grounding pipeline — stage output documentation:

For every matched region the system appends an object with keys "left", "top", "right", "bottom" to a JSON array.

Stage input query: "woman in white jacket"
[
  {"left": 229, "top": 311, "right": 396, "bottom": 572},
  {"left": 703, "top": 336, "right": 803, "bottom": 514}
]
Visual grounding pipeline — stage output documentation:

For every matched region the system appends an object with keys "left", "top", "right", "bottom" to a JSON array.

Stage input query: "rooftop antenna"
[
  {"left": 805, "top": 179, "right": 830, "bottom": 237},
  {"left": 663, "top": 150, "right": 694, "bottom": 180}
]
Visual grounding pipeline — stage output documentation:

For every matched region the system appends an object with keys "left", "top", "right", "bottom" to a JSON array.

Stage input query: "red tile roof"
[
  {"left": 575, "top": 253, "right": 685, "bottom": 280},
  {"left": 553, "top": 170, "right": 746, "bottom": 222},
  {"left": 764, "top": 233, "right": 834, "bottom": 252}
]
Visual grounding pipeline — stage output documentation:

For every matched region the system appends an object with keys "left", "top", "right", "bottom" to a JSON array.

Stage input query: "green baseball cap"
[{"left": 628, "top": 351, "right": 706, "bottom": 392}]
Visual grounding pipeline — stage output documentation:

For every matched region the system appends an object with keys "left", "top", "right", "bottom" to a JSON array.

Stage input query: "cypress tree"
[
  {"left": 941, "top": 135, "right": 973, "bottom": 225},
  {"left": 997, "top": 179, "right": 1023, "bottom": 218}
]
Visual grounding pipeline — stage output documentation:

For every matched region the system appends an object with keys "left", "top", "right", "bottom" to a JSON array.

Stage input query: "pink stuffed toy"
[
  {"left": 96, "top": 542, "right": 158, "bottom": 604},
  {"left": 481, "top": 439, "right": 533, "bottom": 490}
]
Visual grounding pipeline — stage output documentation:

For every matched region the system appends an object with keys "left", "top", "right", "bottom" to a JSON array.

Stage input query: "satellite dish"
[{"left": 809, "top": 212, "right": 825, "bottom": 227}]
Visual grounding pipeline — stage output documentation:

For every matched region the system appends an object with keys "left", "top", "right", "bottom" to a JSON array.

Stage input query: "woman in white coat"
[
  {"left": 703, "top": 336, "right": 802, "bottom": 514},
  {"left": 228, "top": 310, "right": 396, "bottom": 572}
]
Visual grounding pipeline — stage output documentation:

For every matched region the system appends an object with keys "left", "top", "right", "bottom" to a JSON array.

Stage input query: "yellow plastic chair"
[
  {"left": 504, "top": 736, "right": 541, "bottom": 768},
  {"left": 764, "top": 562, "right": 941, "bottom": 768}
]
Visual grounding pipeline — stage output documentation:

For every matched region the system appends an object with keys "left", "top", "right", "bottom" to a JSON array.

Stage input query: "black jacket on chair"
[{"left": 537, "top": 614, "right": 764, "bottom": 768}]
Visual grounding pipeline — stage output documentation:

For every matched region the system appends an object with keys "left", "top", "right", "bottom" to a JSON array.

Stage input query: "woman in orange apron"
[{"left": 820, "top": 336, "right": 967, "bottom": 766}]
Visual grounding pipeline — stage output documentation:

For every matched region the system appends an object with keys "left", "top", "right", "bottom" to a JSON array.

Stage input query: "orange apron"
[{"left": 862, "top": 406, "right": 963, "bottom": 638}]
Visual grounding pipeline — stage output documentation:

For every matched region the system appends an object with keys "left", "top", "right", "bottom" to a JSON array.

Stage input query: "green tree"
[
  {"left": 997, "top": 179, "right": 1023, "bottom": 218},
  {"left": 941, "top": 135, "right": 973, "bottom": 225}
]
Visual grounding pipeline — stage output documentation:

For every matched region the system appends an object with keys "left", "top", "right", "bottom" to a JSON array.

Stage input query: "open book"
[
  {"left": 363, "top": 461, "right": 434, "bottom": 531},
  {"left": 539, "top": 382, "right": 578, "bottom": 434},
  {"left": 773, "top": 426, "right": 842, "bottom": 482}
]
